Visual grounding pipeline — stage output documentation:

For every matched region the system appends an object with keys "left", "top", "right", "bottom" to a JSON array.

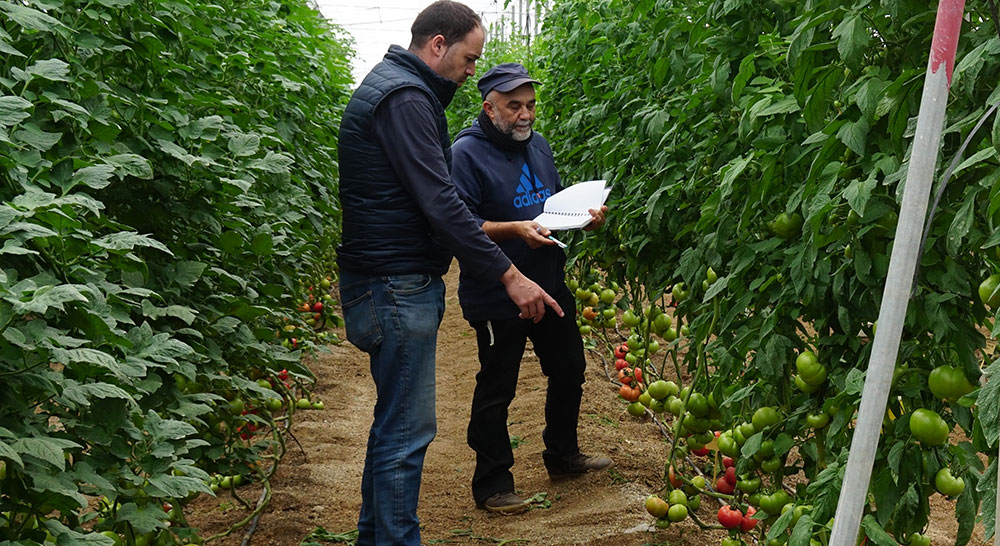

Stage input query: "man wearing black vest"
[
  {"left": 450, "top": 64, "right": 613, "bottom": 515},
  {"left": 336, "top": 2, "right": 563, "bottom": 545}
]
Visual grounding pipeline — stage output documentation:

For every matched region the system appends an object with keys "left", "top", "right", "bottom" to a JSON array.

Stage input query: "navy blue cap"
[{"left": 477, "top": 63, "right": 541, "bottom": 99}]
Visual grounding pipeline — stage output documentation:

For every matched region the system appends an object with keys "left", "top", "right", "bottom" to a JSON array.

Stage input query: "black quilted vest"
[{"left": 336, "top": 46, "right": 457, "bottom": 276}]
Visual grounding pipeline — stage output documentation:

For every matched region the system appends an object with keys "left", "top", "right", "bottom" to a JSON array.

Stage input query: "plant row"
[
  {"left": 529, "top": 0, "right": 1000, "bottom": 544},
  {"left": 0, "top": 1, "right": 353, "bottom": 544}
]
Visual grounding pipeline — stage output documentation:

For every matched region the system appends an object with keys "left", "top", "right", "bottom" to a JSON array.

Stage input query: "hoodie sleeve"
[
  {"left": 373, "top": 88, "right": 511, "bottom": 282},
  {"left": 450, "top": 135, "right": 487, "bottom": 228}
]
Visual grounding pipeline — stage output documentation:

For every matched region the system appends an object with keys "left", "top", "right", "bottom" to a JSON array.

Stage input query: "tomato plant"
[
  {"left": 0, "top": 0, "right": 352, "bottom": 542},
  {"left": 500, "top": 0, "right": 1000, "bottom": 542}
]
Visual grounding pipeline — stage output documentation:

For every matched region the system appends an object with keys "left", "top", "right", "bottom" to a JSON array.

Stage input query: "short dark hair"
[{"left": 408, "top": 1, "right": 482, "bottom": 50}]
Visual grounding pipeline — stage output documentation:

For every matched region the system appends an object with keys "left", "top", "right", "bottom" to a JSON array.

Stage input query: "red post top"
[{"left": 930, "top": 0, "right": 966, "bottom": 86}]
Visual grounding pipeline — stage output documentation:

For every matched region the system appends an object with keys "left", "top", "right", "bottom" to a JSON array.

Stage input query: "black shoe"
[
  {"left": 546, "top": 453, "right": 613, "bottom": 480},
  {"left": 477, "top": 491, "right": 530, "bottom": 515}
]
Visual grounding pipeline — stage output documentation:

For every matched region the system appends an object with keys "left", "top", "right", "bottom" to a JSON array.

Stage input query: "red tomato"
[
  {"left": 615, "top": 358, "right": 628, "bottom": 371},
  {"left": 724, "top": 466, "right": 737, "bottom": 486},
  {"left": 633, "top": 367, "right": 643, "bottom": 383},
  {"left": 692, "top": 446, "right": 710, "bottom": 457},
  {"left": 667, "top": 465, "right": 682, "bottom": 488},
  {"left": 722, "top": 456, "right": 735, "bottom": 468},
  {"left": 741, "top": 506, "right": 758, "bottom": 531},
  {"left": 716, "top": 477, "right": 735, "bottom": 494},
  {"left": 615, "top": 344, "right": 629, "bottom": 359},
  {"left": 717, "top": 505, "right": 743, "bottom": 529}
]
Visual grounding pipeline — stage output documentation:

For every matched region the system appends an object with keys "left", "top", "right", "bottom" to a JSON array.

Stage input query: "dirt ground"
[{"left": 186, "top": 265, "right": 988, "bottom": 546}]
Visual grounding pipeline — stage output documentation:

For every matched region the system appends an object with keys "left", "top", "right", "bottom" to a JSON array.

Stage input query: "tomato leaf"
[
  {"left": 115, "top": 502, "right": 168, "bottom": 535},
  {"left": 13, "top": 437, "right": 80, "bottom": 470},
  {"left": 731, "top": 54, "right": 756, "bottom": 103},
  {"left": 977, "top": 359, "right": 1000, "bottom": 446},
  {"left": 842, "top": 177, "right": 875, "bottom": 219},
  {"left": 788, "top": 514, "right": 814, "bottom": 546},
  {"left": 978, "top": 458, "right": 997, "bottom": 538},
  {"left": 836, "top": 118, "right": 868, "bottom": 156},
  {"left": 860, "top": 514, "right": 897, "bottom": 546}
]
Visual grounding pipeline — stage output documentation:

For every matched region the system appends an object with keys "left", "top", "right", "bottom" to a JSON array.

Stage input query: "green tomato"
[
  {"left": 761, "top": 457, "right": 782, "bottom": 473},
  {"left": 908, "top": 533, "right": 931, "bottom": 546},
  {"left": 979, "top": 274, "right": 1000, "bottom": 307},
  {"left": 760, "top": 490, "right": 791, "bottom": 515},
  {"left": 622, "top": 310, "right": 641, "bottom": 327},
  {"left": 653, "top": 313, "right": 672, "bottom": 334},
  {"left": 667, "top": 503, "right": 688, "bottom": 522},
  {"left": 752, "top": 406, "right": 781, "bottom": 432},
  {"left": 687, "top": 494, "right": 701, "bottom": 511},
  {"left": 806, "top": 412, "right": 829, "bottom": 429},
  {"left": 638, "top": 391, "right": 653, "bottom": 407},
  {"left": 795, "top": 351, "right": 827, "bottom": 385},
  {"left": 769, "top": 212, "right": 803, "bottom": 239},
  {"left": 691, "top": 475, "right": 706, "bottom": 491},
  {"left": 668, "top": 489, "right": 687, "bottom": 506},
  {"left": 650, "top": 380, "right": 679, "bottom": 400},
  {"left": 756, "top": 439, "right": 775, "bottom": 459},
  {"left": 600, "top": 288, "right": 616, "bottom": 304},
  {"left": 227, "top": 398, "right": 245, "bottom": 415},
  {"left": 794, "top": 374, "right": 821, "bottom": 394},
  {"left": 671, "top": 283, "right": 689, "bottom": 303},
  {"left": 737, "top": 476, "right": 761, "bottom": 493},
  {"left": 687, "top": 392, "right": 709, "bottom": 417},
  {"left": 718, "top": 434, "right": 739, "bottom": 457},
  {"left": 667, "top": 396, "right": 684, "bottom": 416},
  {"left": 732, "top": 425, "right": 747, "bottom": 446},
  {"left": 627, "top": 402, "right": 646, "bottom": 417},
  {"left": 706, "top": 267, "right": 718, "bottom": 284},
  {"left": 662, "top": 327, "right": 678, "bottom": 342},
  {"left": 908, "top": 408, "right": 950, "bottom": 446},
  {"left": 928, "top": 365, "right": 975, "bottom": 402},
  {"left": 934, "top": 468, "right": 966, "bottom": 497},
  {"left": 722, "top": 538, "right": 742, "bottom": 546}
]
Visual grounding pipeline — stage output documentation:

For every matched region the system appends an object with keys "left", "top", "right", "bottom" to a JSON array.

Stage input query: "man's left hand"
[{"left": 583, "top": 205, "right": 609, "bottom": 231}]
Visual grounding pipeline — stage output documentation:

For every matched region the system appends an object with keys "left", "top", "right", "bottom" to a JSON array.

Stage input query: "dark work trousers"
[{"left": 466, "top": 291, "right": 586, "bottom": 505}]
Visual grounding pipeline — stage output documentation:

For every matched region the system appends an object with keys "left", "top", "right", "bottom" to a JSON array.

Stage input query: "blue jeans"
[{"left": 338, "top": 270, "right": 445, "bottom": 546}]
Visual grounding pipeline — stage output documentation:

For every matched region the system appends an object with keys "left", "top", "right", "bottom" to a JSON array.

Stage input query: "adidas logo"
[{"left": 513, "top": 162, "right": 551, "bottom": 209}]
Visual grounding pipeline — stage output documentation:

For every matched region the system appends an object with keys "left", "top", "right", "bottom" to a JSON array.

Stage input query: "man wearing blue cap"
[{"left": 450, "top": 63, "right": 612, "bottom": 515}]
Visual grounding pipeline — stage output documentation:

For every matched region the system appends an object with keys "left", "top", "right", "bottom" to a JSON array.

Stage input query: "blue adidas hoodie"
[{"left": 451, "top": 121, "right": 570, "bottom": 321}]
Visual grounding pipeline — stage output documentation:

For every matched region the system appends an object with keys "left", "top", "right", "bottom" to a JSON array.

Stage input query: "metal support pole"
[{"left": 828, "top": 2, "right": 966, "bottom": 546}]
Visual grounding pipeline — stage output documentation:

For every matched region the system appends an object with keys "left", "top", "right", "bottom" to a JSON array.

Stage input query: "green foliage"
[
  {"left": 541, "top": 0, "right": 1000, "bottom": 542},
  {"left": 0, "top": 0, "right": 353, "bottom": 543}
]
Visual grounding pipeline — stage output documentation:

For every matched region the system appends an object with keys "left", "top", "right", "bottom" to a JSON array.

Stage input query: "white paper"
[{"left": 532, "top": 179, "right": 610, "bottom": 230}]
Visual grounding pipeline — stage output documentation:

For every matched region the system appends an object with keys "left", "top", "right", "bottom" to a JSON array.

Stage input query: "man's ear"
[
  {"left": 428, "top": 34, "right": 447, "bottom": 58},
  {"left": 482, "top": 100, "right": 496, "bottom": 121}
]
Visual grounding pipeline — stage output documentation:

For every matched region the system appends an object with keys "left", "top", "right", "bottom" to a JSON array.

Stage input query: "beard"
[{"left": 494, "top": 116, "right": 533, "bottom": 141}]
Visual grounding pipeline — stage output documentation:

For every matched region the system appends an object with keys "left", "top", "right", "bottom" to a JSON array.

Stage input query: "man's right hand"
[{"left": 500, "top": 265, "right": 564, "bottom": 323}]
